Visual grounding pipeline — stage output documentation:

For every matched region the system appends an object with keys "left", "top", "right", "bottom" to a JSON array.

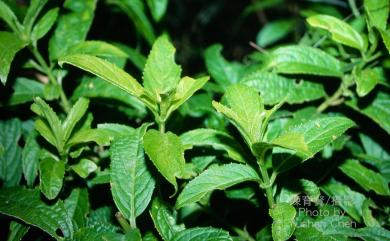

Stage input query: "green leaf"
[
  {"left": 0, "top": 118, "right": 23, "bottom": 187},
  {"left": 0, "top": 0, "right": 23, "bottom": 33},
  {"left": 23, "top": 0, "right": 47, "bottom": 33},
  {"left": 264, "top": 45, "right": 343, "bottom": 77},
  {"left": 355, "top": 68, "right": 381, "bottom": 97},
  {"left": 321, "top": 179, "right": 366, "bottom": 222},
  {"left": 150, "top": 198, "right": 185, "bottom": 241},
  {"left": 180, "top": 128, "right": 248, "bottom": 163},
  {"left": 0, "top": 187, "right": 74, "bottom": 239},
  {"left": 256, "top": 19, "right": 294, "bottom": 47},
  {"left": 362, "top": 199, "right": 380, "bottom": 227},
  {"left": 204, "top": 44, "right": 245, "bottom": 89},
  {"left": 339, "top": 159, "right": 390, "bottom": 196},
  {"left": 364, "top": 0, "right": 389, "bottom": 30},
  {"left": 277, "top": 179, "right": 320, "bottom": 204},
  {"left": 39, "top": 157, "right": 65, "bottom": 200},
  {"left": 0, "top": 31, "right": 27, "bottom": 85},
  {"left": 66, "top": 128, "right": 114, "bottom": 147},
  {"left": 22, "top": 132, "right": 40, "bottom": 186},
  {"left": 7, "top": 221, "right": 29, "bottom": 241},
  {"left": 176, "top": 163, "right": 261, "bottom": 208},
  {"left": 7, "top": 78, "right": 44, "bottom": 105},
  {"left": 269, "top": 203, "right": 296, "bottom": 241},
  {"left": 30, "top": 8, "right": 58, "bottom": 43},
  {"left": 242, "top": 71, "right": 326, "bottom": 105},
  {"left": 62, "top": 97, "right": 89, "bottom": 142},
  {"left": 115, "top": 43, "right": 147, "bottom": 71},
  {"left": 59, "top": 54, "right": 144, "bottom": 97},
  {"left": 64, "top": 188, "right": 90, "bottom": 229},
  {"left": 109, "top": 0, "right": 156, "bottom": 45},
  {"left": 379, "top": 29, "right": 390, "bottom": 54},
  {"left": 212, "top": 84, "right": 266, "bottom": 146},
  {"left": 347, "top": 91, "right": 390, "bottom": 135},
  {"left": 110, "top": 124, "right": 155, "bottom": 224},
  {"left": 49, "top": 0, "right": 97, "bottom": 60},
  {"left": 67, "top": 41, "right": 128, "bottom": 58},
  {"left": 143, "top": 130, "right": 185, "bottom": 192},
  {"left": 71, "top": 159, "right": 98, "bottom": 179},
  {"left": 143, "top": 35, "right": 181, "bottom": 95},
  {"left": 146, "top": 0, "right": 168, "bottom": 22},
  {"left": 307, "top": 14, "right": 365, "bottom": 50},
  {"left": 172, "top": 227, "right": 233, "bottom": 241}
]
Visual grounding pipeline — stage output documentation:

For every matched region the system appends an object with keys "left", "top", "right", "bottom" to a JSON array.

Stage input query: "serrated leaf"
[
  {"left": 264, "top": 45, "right": 343, "bottom": 77},
  {"left": 0, "top": 31, "right": 27, "bottom": 85},
  {"left": 7, "top": 78, "right": 44, "bottom": 105},
  {"left": 362, "top": 199, "right": 380, "bottom": 227},
  {"left": 143, "top": 130, "right": 185, "bottom": 192},
  {"left": 204, "top": 44, "right": 245, "bottom": 89},
  {"left": 0, "top": 1, "right": 23, "bottom": 33},
  {"left": 71, "top": 159, "right": 98, "bottom": 178},
  {"left": 242, "top": 71, "right": 326, "bottom": 105},
  {"left": 269, "top": 203, "right": 296, "bottom": 241},
  {"left": 347, "top": 91, "right": 390, "bottom": 135},
  {"left": 176, "top": 163, "right": 260, "bottom": 208},
  {"left": 64, "top": 188, "right": 90, "bottom": 229},
  {"left": 0, "top": 118, "right": 23, "bottom": 187},
  {"left": 0, "top": 187, "right": 74, "bottom": 239},
  {"left": 67, "top": 41, "right": 128, "bottom": 58},
  {"left": 339, "top": 159, "right": 390, "bottom": 196},
  {"left": 31, "top": 8, "right": 58, "bottom": 43},
  {"left": 172, "top": 227, "right": 233, "bottom": 241},
  {"left": 180, "top": 128, "right": 248, "bottom": 163},
  {"left": 364, "top": 0, "right": 389, "bottom": 30},
  {"left": 143, "top": 35, "right": 181, "bottom": 95},
  {"left": 150, "top": 198, "right": 185, "bottom": 241},
  {"left": 49, "top": 0, "right": 96, "bottom": 60},
  {"left": 355, "top": 68, "right": 381, "bottom": 97},
  {"left": 86, "top": 206, "right": 120, "bottom": 233},
  {"left": 7, "top": 221, "right": 29, "bottom": 241},
  {"left": 307, "top": 14, "right": 365, "bottom": 50},
  {"left": 22, "top": 131, "right": 40, "bottom": 186},
  {"left": 256, "top": 19, "right": 294, "bottom": 47},
  {"left": 62, "top": 97, "right": 89, "bottom": 142},
  {"left": 59, "top": 54, "right": 144, "bottom": 97},
  {"left": 146, "top": 0, "right": 168, "bottom": 22},
  {"left": 39, "top": 157, "right": 65, "bottom": 200},
  {"left": 110, "top": 124, "right": 155, "bottom": 224}
]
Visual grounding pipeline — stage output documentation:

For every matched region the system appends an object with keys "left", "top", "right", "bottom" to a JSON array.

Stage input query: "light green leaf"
[
  {"left": 150, "top": 198, "right": 185, "bottom": 241},
  {"left": 109, "top": 0, "right": 156, "bottom": 45},
  {"left": 71, "top": 159, "right": 98, "bottom": 178},
  {"left": 31, "top": 8, "right": 58, "bottom": 43},
  {"left": 362, "top": 199, "right": 380, "bottom": 227},
  {"left": 62, "top": 97, "right": 89, "bottom": 142},
  {"left": 49, "top": 0, "right": 96, "bottom": 60},
  {"left": 339, "top": 159, "right": 390, "bottom": 196},
  {"left": 0, "top": 31, "right": 27, "bottom": 85},
  {"left": 0, "top": 187, "right": 74, "bottom": 239},
  {"left": 23, "top": 0, "right": 47, "bottom": 33},
  {"left": 39, "top": 157, "right": 65, "bottom": 200},
  {"left": 172, "top": 227, "right": 233, "bottom": 241},
  {"left": 34, "top": 119, "right": 57, "bottom": 148},
  {"left": 364, "top": 0, "right": 389, "bottom": 30},
  {"left": 269, "top": 203, "right": 296, "bottom": 241},
  {"left": 7, "top": 78, "right": 44, "bottom": 105},
  {"left": 355, "top": 68, "right": 382, "bottom": 97},
  {"left": 379, "top": 29, "right": 390, "bottom": 54},
  {"left": 67, "top": 41, "right": 128, "bottom": 58},
  {"left": 0, "top": 118, "right": 22, "bottom": 187},
  {"left": 146, "top": 0, "right": 168, "bottom": 22},
  {"left": 110, "top": 124, "right": 155, "bottom": 224},
  {"left": 204, "top": 44, "right": 245, "bottom": 89},
  {"left": 321, "top": 178, "right": 366, "bottom": 222},
  {"left": 59, "top": 54, "right": 144, "bottom": 97},
  {"left": 176, "top": 163, "right": 261, "bottom": 208},
  {"left": 256, "top": 19, "right": 294, "bottom": 47},
  {"left": 22, "top": 132, "right": 40, "bottom": 186},
  {"left": 66, "top": 128, "right": 114, "bottom": 147},
  {"left": 242, "top": 71, "right": 326, "bottom": 105},
  {"left": 115, "top": 43, "right": 146, "bottom": 71},
  {"left": 307, "top": 14, "right": 365, "bottom": 50},
  {"left": 0, "top": 0, "right": 23, "bottom": 33},
  {"left": 64, "top": 188, "right": 90, "bottom": 229},
  {"left": 143, "top": 35, "right": 181, "bottom": 95},
  {"left": 180, "top": 128, "right": 248, "bottom": 163},
  {"left": 7, "top": 221, "right": 29, "bottom": 241},
  {"left": 347, "top": 91, "right": 390, "bottom": 135},
  {"left": 143, "top": 130, "right": 185, "bottom": 192},
  {"left": 264, "top": 45, "right": 343, "bottom": 77}
]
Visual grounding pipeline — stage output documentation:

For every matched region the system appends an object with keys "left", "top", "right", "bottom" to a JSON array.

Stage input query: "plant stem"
[
  {"left": 348, "top": 0, "right": 360, "bottom": 17},
  {"left": 158, "top": 121, "right": 165, "bottom": 133},
  {"left": 115, "top": 212, "right": 132, "bottom": 233},
  {"left": 29, "top": 46, "right": 71, "bottom": 113},
  {"left": 317, "top": 83, "right": 344, "bottom": 113},
  {"left": 257, "top": 153, "right": 274, "bottom": 208}
]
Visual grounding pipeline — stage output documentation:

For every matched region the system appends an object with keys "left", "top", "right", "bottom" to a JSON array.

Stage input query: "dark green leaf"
[
  {"left": 0, "top": 0, "right": 23, "bottom": 33},
  {"left": 115, "top": 43, "right": 146, "bottom": 71},
  {"left": 277, "top": 179, "right": 320, "bottom": 204},
  {"left": 355, "top": 68, "right": 381, "bottom": 97},
  {"left": 7, "top": 78, "right": 44, "bottom": 105},
  {"left": 172, "top": 227, "right": 232, "bottom": 241},
  {"left": 22, "top": 131, "right": 40, "bottom": 186},
  {"left": 39, "top": 157, "right": 65, "bottom": 200},
  {"left": 64, "top": 188, "right": 90, "bottom": 229},
  {"left": 269, "top": 203, "right": 296, "bottom": 241},
  {"left": 71, "top": 159, "right": 98, "bottom": 178},
  {"left": 7, "top": 221, "right": 29, "bottom": 241},
  {"left": 146, "top": 0, "right": 168, "bottom": 22},
  {"left": 256, "top": 19, "right": 294, "bottom": 47}
]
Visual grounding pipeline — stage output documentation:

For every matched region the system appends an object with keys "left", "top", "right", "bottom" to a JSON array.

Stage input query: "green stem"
[
  {"left": 158, "top": 121, "right": 165, "bottom": 133},
  {"left": 348, "top": 0, "right": 360, "bottom": 17},
  {"left": 317, "top": 83, "right": 344, "bottom": 113},
  {"left": 257, "top": 154, "right": 274, "bottom": 208},
  {"left": 115, "top": 212, "right": 132, "bottom": 233},
  {"left": 29, "top": 46, "right": 71, "bottom": 113}
]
